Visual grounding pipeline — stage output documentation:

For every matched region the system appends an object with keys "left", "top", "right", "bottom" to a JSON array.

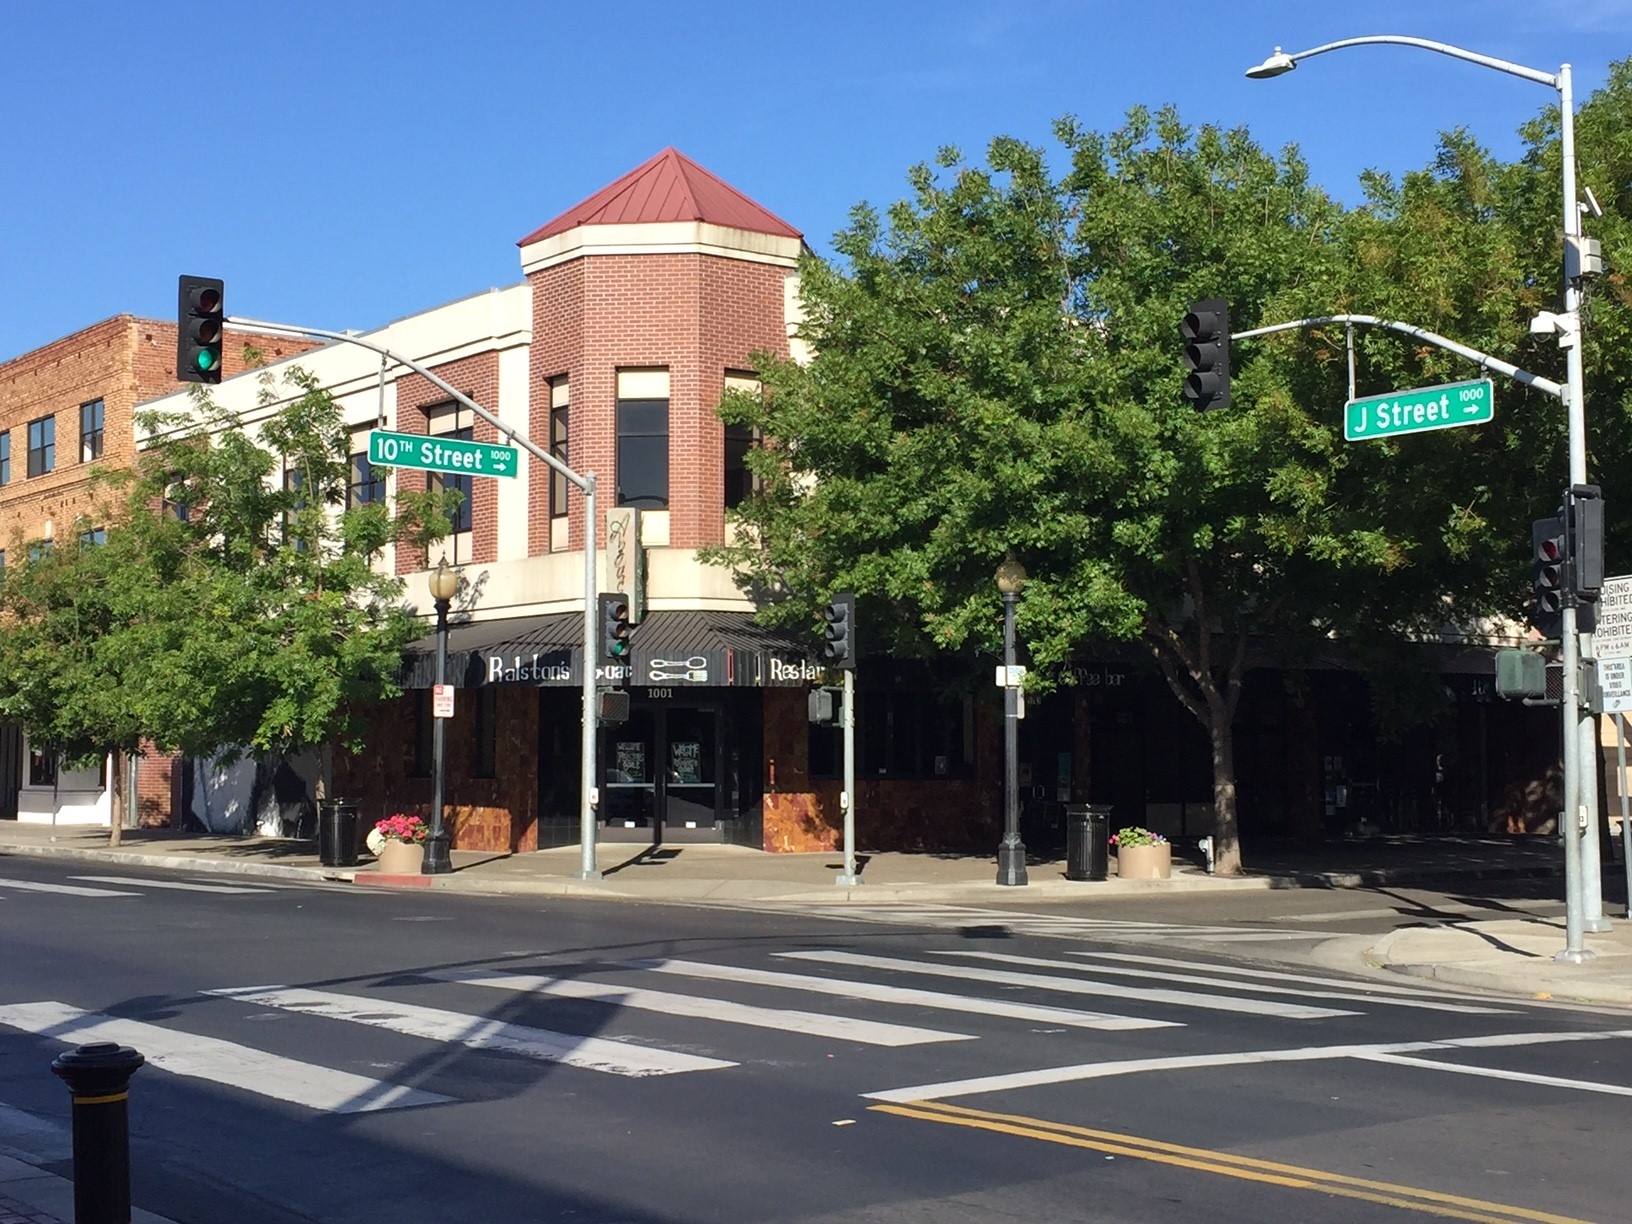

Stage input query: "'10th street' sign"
[
  {"left": 367, "top": 429, "right": 519, "bottom": 478},
  {"left": 1344, "top": 378, "right": 1494, "bottom": 442}
]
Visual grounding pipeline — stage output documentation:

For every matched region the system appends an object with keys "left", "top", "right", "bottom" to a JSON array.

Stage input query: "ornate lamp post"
[
  {"left": 424, "top": 558, "right": 459, "bottom": 875},
  {"left": 996, "top": 556, "right": 1028, "bottom": 886}
]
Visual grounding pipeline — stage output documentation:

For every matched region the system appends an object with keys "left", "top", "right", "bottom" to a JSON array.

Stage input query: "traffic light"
[
  {"left": 807, "top": 688, "right": 840, "bottom": 724},
  {"left": 598, "top": 689, "right": 631, "bottom": 724},
  {"left": 1532, "top": 515, "right": 1566, "bottom": 639},
  {"left": 1181, "top": 297, "right": 1230, "bottom": 411},
  {"left": 820, "top": 593, "right": 856, "bottom": 670},
  {"left": 176, "top": 275, "right": 225, "bottom": 384},
  {"left": 1568, "top": 485, "right": 1604, "bottom": 601},
  {"left": 599, "top": 593, "right": 632, "bottom": 660},
  {"left": 1495, "top": 648, "right": 1547, "bottom": 700}
]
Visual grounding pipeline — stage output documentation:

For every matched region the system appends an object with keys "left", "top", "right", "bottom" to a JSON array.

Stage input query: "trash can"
[
  {"left": 1064, "top": 804, "right": 1110, "bottom": 882},
  {"left": 317, "top": 799, "right": 360, "bottom": 868}
]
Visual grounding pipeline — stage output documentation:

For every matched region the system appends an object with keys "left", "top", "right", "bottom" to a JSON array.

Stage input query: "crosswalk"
[
  {"left": 0, "top": 942, "right": 1524, "bottom": 1121},
  {"left": 759, "top": 902, "right": 1344, "bottom": 944},
  {"left": 0, "top": 874, "right": 327, "bottom": 899}
]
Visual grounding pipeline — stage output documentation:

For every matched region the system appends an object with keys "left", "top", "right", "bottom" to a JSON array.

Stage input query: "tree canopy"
[
  {"left": 0, "top": 366, "right": 456, "bottom": 777},
  {"left": 709, "top": 65, "right": 1632, "bottom": 873}
]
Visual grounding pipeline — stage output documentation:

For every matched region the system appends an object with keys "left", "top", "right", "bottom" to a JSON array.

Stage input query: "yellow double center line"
[{"left": 870, "top": 1100, "right": 1594, "bottom": 1224}]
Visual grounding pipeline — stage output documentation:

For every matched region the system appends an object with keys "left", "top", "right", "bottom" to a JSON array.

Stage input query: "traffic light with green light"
[
  {"left": 600, "top": 593, "right": 632, "bottom": 661},
  {"left": 176, "top": 275, "right": 225, "bottom": 384}
]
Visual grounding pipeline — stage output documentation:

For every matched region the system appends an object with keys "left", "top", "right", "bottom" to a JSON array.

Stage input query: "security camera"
[
  {"left": 1531, "top": 311, "right": 1562, "bottom": 335},
  {"left": 1583, "top": 186, "right": 1604, "bottom": 219}
]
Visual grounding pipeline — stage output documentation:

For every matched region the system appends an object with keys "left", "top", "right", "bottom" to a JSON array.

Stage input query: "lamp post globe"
[
  {"left": 996, "top": 556, "right": 1028, "bottom": 886},
  {"left": 424, "top": 559, "right": 459, "bottom": 875}
]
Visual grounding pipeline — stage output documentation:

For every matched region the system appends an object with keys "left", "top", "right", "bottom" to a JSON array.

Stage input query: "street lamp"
[
  {"left": 996, "top": 556, "right": 1028, "bottom": 886},
  {"left": 1247, "top": 35, "right": 1602, "bottom": 958},
  {"left": 424, "top": 558, "right": 459, "bottom": 875}
]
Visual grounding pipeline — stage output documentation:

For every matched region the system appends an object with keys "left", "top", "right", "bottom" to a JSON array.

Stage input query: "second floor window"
[
  {"left": 80, "top": 399, "right": 104, "bottom": 462},
  {"left": 616, "top": 368, "right": 669, "bottom": 510},
  {"left": 79, "top": 528, "right": 107, "bottom": 548},
  {"left": 0, "top": 430, "right": 9, "bottom": 485},
  {"left": 27, "top": 416, "right": 54, "bottom": 477},
  {"left": 426, "top": 404, "right": 474, "bottom": 558},
  {"left": 549, "top": 377, "right": 569, "bottom": 519},
  {"left": 723, "top": 371, "right": 762, "bottom": 509},
  {"left": 349, "top": 451, "right": 384, "bottom": 508}
]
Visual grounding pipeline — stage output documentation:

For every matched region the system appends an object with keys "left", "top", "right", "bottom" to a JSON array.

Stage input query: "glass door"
[
  {"left": 603, "top": 709, "right": 657, "bottom": 828},
  {"left": 662, "top": 707, "right": 719, "bottom": 830}
]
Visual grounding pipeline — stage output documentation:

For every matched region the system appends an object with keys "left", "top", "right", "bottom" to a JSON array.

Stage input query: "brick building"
[{"left": 0, "top": 316, "right": 317, "bottom": 825}]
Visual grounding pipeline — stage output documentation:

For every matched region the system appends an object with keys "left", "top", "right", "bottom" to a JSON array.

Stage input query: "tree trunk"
[
  {"left": 108, "top": 750, "right": 123, "bottom": 848},
  {"left": 1208, "top": 706, "right": 1241, "bottom": 875}
]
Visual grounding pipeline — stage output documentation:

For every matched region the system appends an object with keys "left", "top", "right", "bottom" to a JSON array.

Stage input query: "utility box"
[{"left": 1495, "top": 649, "right": 1547, "bottom": 700}]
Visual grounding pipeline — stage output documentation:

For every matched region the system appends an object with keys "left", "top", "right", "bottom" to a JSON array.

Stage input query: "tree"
[
  {"left": 708, "top": 105, "right": 1574, "bottom": 875},
  {"left": 0, "top": 366, "right": 456, "bottom": 835}
]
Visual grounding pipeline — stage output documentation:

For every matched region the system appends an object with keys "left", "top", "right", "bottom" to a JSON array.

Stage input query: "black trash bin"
[
  {"left": 1064, "top": 804, "right": 1110, "bottom": 881},
  {"left": 317, "top": 799, "right": 360, "bottom": 868}
]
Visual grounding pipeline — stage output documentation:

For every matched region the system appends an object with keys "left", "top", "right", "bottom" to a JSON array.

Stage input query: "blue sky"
[{"left": 3, "top": 1, "right": 1629, "bottom": 360}]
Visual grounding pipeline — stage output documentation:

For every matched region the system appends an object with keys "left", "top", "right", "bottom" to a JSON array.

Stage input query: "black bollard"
[{"left": 50, "top": 1041, "right": 145, "bottom": 1224}]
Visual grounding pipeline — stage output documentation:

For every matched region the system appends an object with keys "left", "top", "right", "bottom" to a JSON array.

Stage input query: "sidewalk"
[{"left": 0, "top": 1153, "right": 175, "bottom": 1224}]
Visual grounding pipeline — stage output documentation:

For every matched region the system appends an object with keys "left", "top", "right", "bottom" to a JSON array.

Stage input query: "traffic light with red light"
[{"left": 1532, "top": 515, "right": 1566, "bottom": 639}]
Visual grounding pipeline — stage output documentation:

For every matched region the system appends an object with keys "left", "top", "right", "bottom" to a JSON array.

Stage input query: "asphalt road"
[{"left": 2, "top": 855, "right": 1628, "bottom": 1224}]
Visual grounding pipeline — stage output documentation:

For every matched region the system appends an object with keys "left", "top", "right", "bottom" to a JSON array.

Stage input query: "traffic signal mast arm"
[{"left": 1232, "top": 314, "right": 1565, "bottom": 402}]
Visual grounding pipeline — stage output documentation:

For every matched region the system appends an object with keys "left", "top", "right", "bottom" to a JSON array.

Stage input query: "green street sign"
[
  {"left": 1344, "top": 378, "right": 1494, "bottom": 442},
  {"left": 367, "top": 429, "right": 518, "bottom": 478}
]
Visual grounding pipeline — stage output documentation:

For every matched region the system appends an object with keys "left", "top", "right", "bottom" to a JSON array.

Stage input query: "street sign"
[
  {"left": 1344, "top": 378, "right": 1494, "bottom": 442},
  {"left": 1595, "top": 575, "right": 1632, "bottom": 661},
  {"left": 367, "top": 429, "right": 519, "bottom": 478},
  {"left": 1598, "top": 657, "right": 1632, "bottom": 713},
  {"left": 995, "top": 665, "right": 1027, "bottom": 688},
  {"left": 433, "top": 684, "right": 455, "bottom": 719}
]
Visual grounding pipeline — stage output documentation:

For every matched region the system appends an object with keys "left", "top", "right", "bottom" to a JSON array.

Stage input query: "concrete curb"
[{"left": 0, "top": 841, "right": 348, "bottom": 883}]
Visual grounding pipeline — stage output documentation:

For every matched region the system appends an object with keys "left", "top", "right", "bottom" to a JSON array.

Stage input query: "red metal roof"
[{"left": 517, "top": 148, "right": 802, "bottom": 245}]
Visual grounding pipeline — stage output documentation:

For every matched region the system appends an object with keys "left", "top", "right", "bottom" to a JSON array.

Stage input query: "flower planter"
[
  {"left": 1115, "top": 842, "right": 1171, "bottom": 880},
  {"left": 374, "top": 839, "right": 425, "bottom": 875}
]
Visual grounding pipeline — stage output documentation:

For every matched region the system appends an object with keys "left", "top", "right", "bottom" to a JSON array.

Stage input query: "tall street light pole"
[
  {"left": 424, "top": 558, "right": 459, "bottom": 875},
  {"left": 1247, "top": 35, "right": 1603, "bottom": 959},
  {"left": 996, "top": 556, "right": 1028, "bottom": 886}
]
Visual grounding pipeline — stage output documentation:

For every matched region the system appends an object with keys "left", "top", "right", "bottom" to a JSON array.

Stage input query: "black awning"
[{"left": 401, "top": 609, "right": 823, "bottom": 689}]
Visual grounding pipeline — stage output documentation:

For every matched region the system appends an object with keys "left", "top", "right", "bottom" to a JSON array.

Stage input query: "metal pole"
[
  {"left": 577, "top": 476, "right": 602, "bottom": 880},
  {"left": 835, "top": 668, "right": 860, "bottom": 886},
  {"left": 423, "top": 595, "right": 453, "bottom": 873},
  {"left": 1556, "top": 64, "right": 1608, "bottom": 932},
  {"left": 997, "top": 591, "right": 1027, "bottom": 886},
  {"left": 1559, "top": 594, "right": 1590, "bottom": 959},
  {"left": 1620, "top": 715, "right": 1632, "bottom": 918}
]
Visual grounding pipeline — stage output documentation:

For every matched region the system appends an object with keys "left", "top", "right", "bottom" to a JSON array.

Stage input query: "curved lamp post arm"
[{"left": 1246, "top": 35, "right": 1558, "bottom": 88}]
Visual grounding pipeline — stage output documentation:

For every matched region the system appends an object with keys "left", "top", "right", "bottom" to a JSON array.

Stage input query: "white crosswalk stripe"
[
  {"left": 206, "top": 986, "right": 736, "bottom": 1076},
  {"left": 778, "top": 903, "right": 1331, "bottom": 943},
  {"left": 0, "top": 877, "right": 139, "bottom": 897},
  {"left": 776, "top": 950, "right": 1358, "bottom": 1019},
  {"left": 0, "top": 1001, "right": 449, "bottom": 1113},
  {"left": 428, "top": 968, "right": 975, "bottom": 1046},
  {"left": 69, "top": 875, "right": 279, "bottom": 895}
]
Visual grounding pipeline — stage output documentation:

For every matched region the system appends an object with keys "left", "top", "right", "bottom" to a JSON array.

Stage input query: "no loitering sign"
[{"left": 1595, "top": 575, "right": 1632, "bottom": 713}]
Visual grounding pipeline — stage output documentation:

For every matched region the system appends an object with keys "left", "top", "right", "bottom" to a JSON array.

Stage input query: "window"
[
  {"left": 283, "top": 467, "right": 308, "bottom": 550},
  {"left": 473, "top": 686, "right": 498, "bottom": 778},
  {"left": 27, "top": 416, "right": 54, "bottom": 477},
  {"left": 811, "top": 688, "right": 972, "bottom": 781},
  {"left": 348, "top": 448, "right": 384, "bottom": 508},
  {"left": 28, "top": 745, "right": 56, "bottom": 787},
  {"left": 616, "top": 368, "right": 669, "bottom": 509},
  {"left": 79, "top": 399, "right": 104, "bottom": 462},
  {"left": 0, "top": 431, "right": 9, "bottom": 485},
  {"left": 426, "top": 404, "right": 474, "bottom": 558},
  {"left": 79, "top": 528, "right": 107, "bottom": 548},
  {"left": 723, "top": 371, "right": 762, "bottom": 509},
  {"left": 549, "top": 377, "right": 569, "bottom": 519}
]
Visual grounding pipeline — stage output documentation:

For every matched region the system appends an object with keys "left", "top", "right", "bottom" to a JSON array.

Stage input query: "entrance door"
[{"left": 600, "top": 702, "right": 721, "bottom": 838}]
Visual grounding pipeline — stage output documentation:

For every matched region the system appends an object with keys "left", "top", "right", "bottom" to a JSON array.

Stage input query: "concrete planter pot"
[
  {"left": 1115, "top": 842, "right": 1171, "bottom": 880},
  {"left": 374, "top": 839, "right": 425, "bottom": 875}
]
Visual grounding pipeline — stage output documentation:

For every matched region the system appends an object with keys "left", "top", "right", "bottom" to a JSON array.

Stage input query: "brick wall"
[
  {"left": 528, "top": 251, "right": 790, "bottom": 553},
  {"left": 391, "top": 352, "right": 502, "bottom": 574},
  {"left": 335, "top": 686, "right": 541, "bottom": 853}
]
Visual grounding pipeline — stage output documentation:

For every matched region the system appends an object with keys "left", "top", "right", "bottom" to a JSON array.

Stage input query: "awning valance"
[{"left": 401, "top": 609, "right": 825, "bottom": 689}]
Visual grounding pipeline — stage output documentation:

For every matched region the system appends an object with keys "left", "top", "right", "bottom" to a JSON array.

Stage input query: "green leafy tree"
[
  {"left": 0, "top": 366, "right": 457, "bottom": 835},
  {"left": 708, "top": 101, "right": 1594, "bottom": 875}
]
